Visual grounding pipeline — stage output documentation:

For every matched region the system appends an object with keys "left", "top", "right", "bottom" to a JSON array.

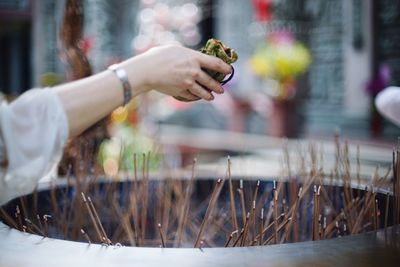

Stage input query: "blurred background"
[{"left": 0, "top": 0, "right": 399, "bottom": 172}]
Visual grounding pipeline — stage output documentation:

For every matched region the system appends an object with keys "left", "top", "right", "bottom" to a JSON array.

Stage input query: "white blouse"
[
  {"left": 0, "top": 89, "right": 68, "bottom": 206},
  {"left": 375, "top": 86, "right": 400, "bottom": 127}
]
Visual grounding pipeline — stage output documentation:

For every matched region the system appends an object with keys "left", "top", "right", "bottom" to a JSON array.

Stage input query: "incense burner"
[{"left": 0, "top": 140, "right": 399, "bottom": 266}]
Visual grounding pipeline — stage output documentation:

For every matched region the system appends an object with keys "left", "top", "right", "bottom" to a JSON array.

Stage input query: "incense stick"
[
  {"left": 176, "top": 158, "right": 196, "bottom": 247},
  {"left": 81, "top": 228, "right": 92, "bottom": 244},
  {"left": 224, "top": 230, "right": 238, "bottom": 247},
  {"left": 194, "top": 178, "right": 224, "bottom": 248},
  {"left": 232, "top": 228, "right": 244, "bottom": 247},
  {"left": 384, "top": 192, "right": 390, "bottom": 229},
  {"left": 87, "top": 196, "right": 111, "bottom": 245},
  {"left": 0, "top": 208, "right": 18, "bottom": 229},
  {"left": 81, "top": 192, "right": 103, "bottom": 243},
  {"left": 240, "top": 212, "right": 250, "bottom": 246},
  {"left": 43, "top": 215, "right": 51, "bottom": 237},
  {"left": 158, "top": 223, "right": 166, "bottom": 248},
  {"left": 273, "top": 181, "right": 278, "bottom": 244},
  {"left": 227, "top": 156, "right": 238, "bottom": 235},
  {"left": 237, "top": 181, "right": 246, "bottom": 228},
  {"left": 259, "top": 208, "right": 264, "bottom": 246},
  {"left": 140, "top": 153, "right": 149, "bottom": 245}
]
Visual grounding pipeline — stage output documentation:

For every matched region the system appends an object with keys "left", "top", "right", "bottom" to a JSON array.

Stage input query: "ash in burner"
[{"left": 1, "top": 142, "right": 399, "bottom": 248}]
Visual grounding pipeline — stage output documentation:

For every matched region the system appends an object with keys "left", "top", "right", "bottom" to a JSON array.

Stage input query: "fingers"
[
  {"left": 196, "top": 52, "right": 232, "bottom": 75},
  {"left": 188, "top": 83, "right": 214, "bottom": 101},
  {"left": 193, "top": 70, "right": 224, "bottom": 95},
  {"left": 178, "top": 90, "right": 201, "bottom": 101}
]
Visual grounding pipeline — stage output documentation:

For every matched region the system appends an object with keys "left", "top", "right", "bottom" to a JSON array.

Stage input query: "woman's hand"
[{"left": 120, "top": 45, "right": 232, "bottom": 101}]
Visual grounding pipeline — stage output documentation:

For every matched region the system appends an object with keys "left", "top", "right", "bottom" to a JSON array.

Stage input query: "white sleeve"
[
  {"left": 0, "top": 88, "right": 69, "bottom": 206},
  {"left": 375, "top": 86, "right": 400, "bottom": 127}
]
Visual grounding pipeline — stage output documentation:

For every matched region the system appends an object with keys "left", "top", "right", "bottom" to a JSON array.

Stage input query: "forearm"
[{"left": 54, "top": 64, "right": 147, "bottom": 137}]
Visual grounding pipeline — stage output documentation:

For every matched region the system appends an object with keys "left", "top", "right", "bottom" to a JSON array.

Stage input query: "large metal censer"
[{"left": 1, "top": 140, "right": 400, "bottom": 267}]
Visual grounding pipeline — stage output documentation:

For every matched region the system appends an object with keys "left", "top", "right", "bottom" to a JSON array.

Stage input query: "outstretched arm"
[{"left": 55, "top": 45, "right": 231, "bottom": 137}]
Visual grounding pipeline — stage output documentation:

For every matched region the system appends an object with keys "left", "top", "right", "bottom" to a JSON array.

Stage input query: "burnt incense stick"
[
  {"left": 227, "top": 156, "right": 238, "bottom": 235},
  {"left": 161, "top": 179, "right": 172, "bottom": 243},
  {"left": 81, "top": 192, "right": 103, "bottom": 243},
  {"left": 22, "top": 219, "right": 34, "bottom": 234},
  {"left": 176, "top": 158, "right": 196, "bottom": 247},
  {"left": 199, "top": 240, "right": 205, "bottom": 250},
  {"left": 194, "top": 178, "right": 224, "bottom": 248},
  {"left": 232, "top": 228, "right": 244, "bottom": 247},
  {"left": 321, "top": 216, "right": 327, "bottom": 239},
  {"left": 43, "top": 215, "right": 51, "bottom": 237},
  {"left": 0, "top": 208, "right": 18, "bottom": 229},
  {"left": 131, "top": 154, "right": 140, "bottom": 246},
  {"left": 224, "top": 230, "right": 238, "bottom": 247},
  {"left": 351, "top": 191, "right": 376, "bottom": 235},
  {"left": 273, "top": 181, "right": 278, "bottom": 244},
  {"left": 264, "top": 200, "right": 274, "bottom": 233},
  {"left": 158, "top": 223, "right": 166, "bottom": 248},
  {"left": 32, "top": 187, "right": 38, "bottom": 218},
  {"left": 251, "top": 200, "right": 257, "bottom": 243},
  {"left": 250, "top": 180, "right": 260, "bottom": 240},
  {"left": 282, "top": 199, "right": 287, "bottom": 220},
  {"left": 324, "top": 197, "right": 363, "bottom": 238},
  {"left": 111, "top": 198, "right": 135, "bottom": 246},
  {"left": 238, "top": 179, "right": 246, "bottom": 227},
  {"left": 142, "top": 152, "right": 151, "bottom": 243},
  {"left": 284, "top": 187, "right": 302, "bottom": 242},
  {"left": 133, "top": 153, "right": 138, "bottom": 182},
  {"left": 19, "top": 197, "right": 28, "bottom": 221},
  {"left": 36, "top": 214, "right": 44, "bottom": 236},
  {"left": 318, "top": 214, "right": 322, "bottom": 240},
  {"left": 251, "top": 180, "right": 261, "bottom": 209},
  {"left": 50, "top": 182, "right": 60, "bottom": 218},
  {"left": 356, "top": 145, "right": 361, "bottom": 187},
  {"left": 312, "top": 185, "right": 321, "bottom": 241},
  {"left": 374, "top": 199, "right": 379, "bottom": 230},
  {"left": 263, "top": 217, "right": 292, "bottom": 245},
  {"left": 259, "top": 208, "right": 264, "bottom": 246},
  {"left": 15, "top": 205, "right": 22, "bottom": 231},
  {"left": 81, "top": 229, "right": 92, "bottom": 244},
  {"left": 240, "top": 212, "right": 250, "bottom": 246},
  {"left": 384, "top": 192, "right": 390, "bottom": 229},
  {"left": 395, "top": 158, "right": 398, "bottom": 226},
  {"left": 87, "top": 196, "right": 111, "bottom": 245}
]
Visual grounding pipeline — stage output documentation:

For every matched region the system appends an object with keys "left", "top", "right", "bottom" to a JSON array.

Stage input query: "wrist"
[
  {"left": 119, "top": 56, "right": 153, "bottom": 96},
  {"left": 108, "top": 64, "right": 132, "bottom": 106}
]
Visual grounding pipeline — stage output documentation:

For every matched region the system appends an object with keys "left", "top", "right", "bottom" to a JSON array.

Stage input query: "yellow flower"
[
  {"left": 250, "top": 56, "right": 272, "bottom": 78},
  {"left": 250, "top": 41, "right": 311, "bottom": 80}
]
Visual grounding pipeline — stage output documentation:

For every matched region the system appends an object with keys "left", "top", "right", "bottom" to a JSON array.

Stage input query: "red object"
[
  {"left": 252, "top": 0, "right": 272, "bottom": 22},
  {"left": 80, "top": 35, "right": 94, "bottom": 55}
]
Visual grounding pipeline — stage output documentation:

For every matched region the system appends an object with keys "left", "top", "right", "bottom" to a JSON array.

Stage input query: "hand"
[{"left": 121, "top": 45, "right": 232, "bottom": 101}]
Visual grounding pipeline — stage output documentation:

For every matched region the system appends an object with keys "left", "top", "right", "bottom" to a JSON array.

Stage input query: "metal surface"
[{"left": 0, "top": 221, "right": 399, "bottom": 267}]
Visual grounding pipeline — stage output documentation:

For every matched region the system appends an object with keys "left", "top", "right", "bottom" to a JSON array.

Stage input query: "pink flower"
[{"left": 267, "top": 31, "right": 294, "bottom": 45}]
